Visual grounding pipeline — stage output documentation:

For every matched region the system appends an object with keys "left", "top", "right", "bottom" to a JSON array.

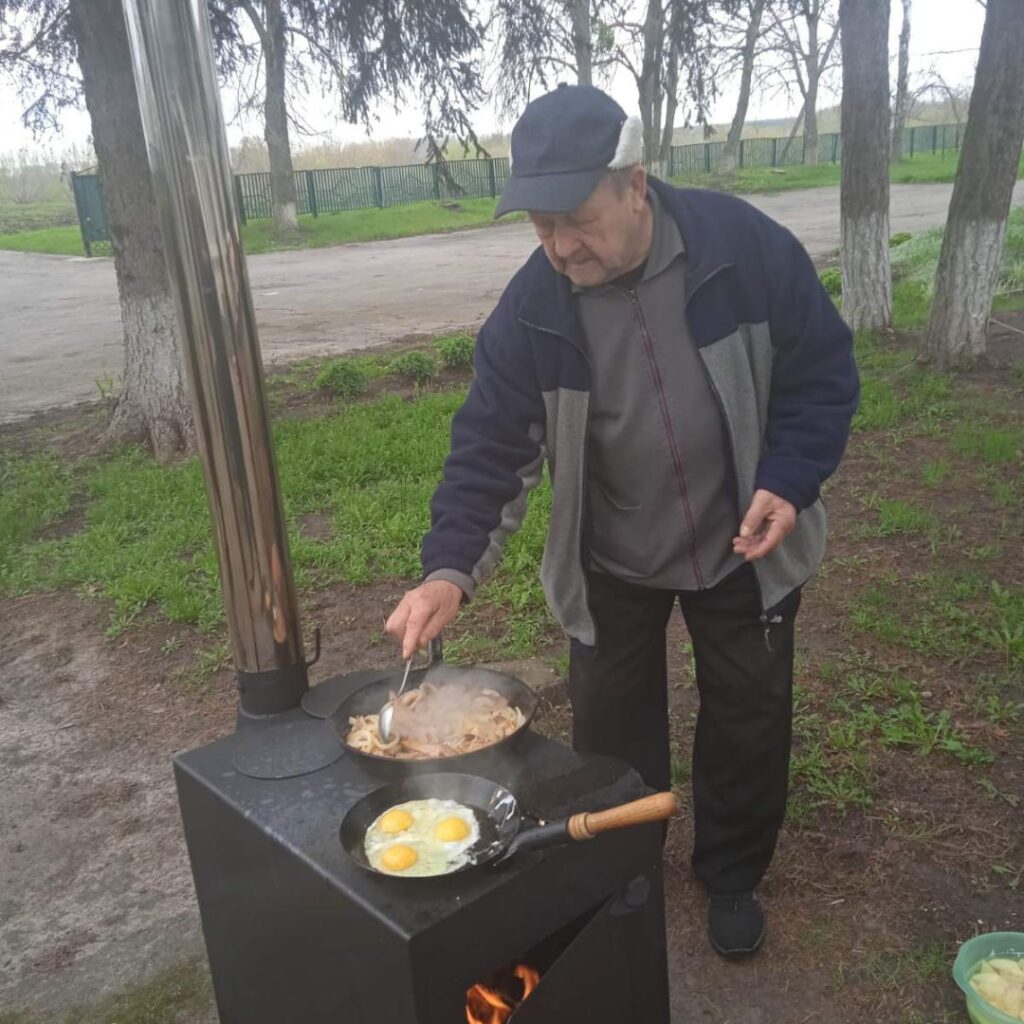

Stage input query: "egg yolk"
[
  {"left": 435, "top": 816, "right": 470, "bottom": 843},
  {"left": 380, "top": 844, "right": 418, "bottom": 871},
  {"left": 377, "top": 809, "right": 413, "bottom": 834}
]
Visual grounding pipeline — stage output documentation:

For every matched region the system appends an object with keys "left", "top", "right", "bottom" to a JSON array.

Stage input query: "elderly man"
[{"left": 387, "top": 85, "right": 858, "bottom": 956}]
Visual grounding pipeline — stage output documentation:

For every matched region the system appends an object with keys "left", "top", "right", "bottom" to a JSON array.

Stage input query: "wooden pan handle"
[{"left": 567, "top": 792, "right": 680, "bottom": 841}]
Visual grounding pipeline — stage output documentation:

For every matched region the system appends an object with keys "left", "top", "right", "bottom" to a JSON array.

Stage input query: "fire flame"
[{"left": 465, "top": 964, "right": 540, "bottom": 1024}]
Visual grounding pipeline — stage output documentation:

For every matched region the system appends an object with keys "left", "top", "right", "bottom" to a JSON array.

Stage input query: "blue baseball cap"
[{"left": 495, "top": 84, "right": 642, "bottom": 218}]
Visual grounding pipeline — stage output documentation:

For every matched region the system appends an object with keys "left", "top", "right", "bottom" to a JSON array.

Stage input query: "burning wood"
[{"left": 465, "top": 964, "right": 540, "bottom": 1023}]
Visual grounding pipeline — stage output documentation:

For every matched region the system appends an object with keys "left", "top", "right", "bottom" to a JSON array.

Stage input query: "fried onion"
[{"left": 345, "top": 682, "right": 526, "bottom": 759}]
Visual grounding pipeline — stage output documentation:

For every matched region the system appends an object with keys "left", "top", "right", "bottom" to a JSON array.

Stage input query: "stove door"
[{"left": 509, "top": 871, "right": 669, "bottom": 1024}]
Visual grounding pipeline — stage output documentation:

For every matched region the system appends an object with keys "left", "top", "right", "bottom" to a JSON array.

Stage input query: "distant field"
[
  {"left": 0, "top": 197, "right": 518, "bottom": 258},
  {"left": 672, "top": 149, "right": 1024, "bottom": 194},
  {"left": 0, "top": 200, "right": 77, "bottom": 234}
]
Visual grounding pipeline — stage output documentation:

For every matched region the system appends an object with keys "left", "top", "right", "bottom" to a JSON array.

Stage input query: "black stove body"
[{"left": 176, "top": 679, "right": 670, "bottom": 1024}]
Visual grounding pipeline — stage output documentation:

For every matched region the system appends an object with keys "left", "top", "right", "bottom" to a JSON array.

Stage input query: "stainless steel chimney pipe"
[{"left": 121, "top": 0, "right": 308, "bottom": 716}]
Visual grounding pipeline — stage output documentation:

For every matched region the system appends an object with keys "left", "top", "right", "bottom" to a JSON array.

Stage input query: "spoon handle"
[{"left": 396, "top": 656, "right": 414, "bottom": 697}]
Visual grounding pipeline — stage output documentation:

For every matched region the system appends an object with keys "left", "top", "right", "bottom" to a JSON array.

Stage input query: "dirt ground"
[{"left": 2, "top": 328, "right": 1023, "bottom": 1023}]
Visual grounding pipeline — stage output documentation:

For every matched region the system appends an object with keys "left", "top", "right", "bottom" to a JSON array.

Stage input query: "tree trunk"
[
  {"left": 890, "top": 0, "right": 911, "bottom": 161},
  {"left": 659, "top": 37, "right": 679, "bottom": 168},
  {"left": 637, "top": 0, "right": 665, "bottom": 170},
  {"left": 803, "top": 9, "right": 820, "bottom": 164},
  {"left": 263, "top": 0, "right": 298, "bottom": 237},
  {"left": 721, "top": 0, "right": 766, "bottom": 174},
  {"left": 924, "top": 0, "right": 1024, "bottom": 367},
  {"left": 570, "top": 0, "right": 592, "bottom": 85},
  {"left": 68, "top": 0, "right": 194, "bottom": 459},
  {"left": 839, "top": 0, "right": 892, "bottom": 331},
  {"left": 779, "top": 103, "right": 805, "bottom": 163}
]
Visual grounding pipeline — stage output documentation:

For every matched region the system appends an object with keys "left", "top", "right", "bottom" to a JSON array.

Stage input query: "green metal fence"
[
  {"left": 71, "top": 127, "right": 962, "bottom": 255},
  {"left": 233, "top": 157, "right": 511, "bottom": 223},
  {"left": 668, "top": 122, "right": 961, "bottom": 177}
]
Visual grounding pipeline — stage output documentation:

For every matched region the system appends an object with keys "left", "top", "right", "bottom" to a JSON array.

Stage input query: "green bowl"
[{"left": 953, "top": 932, "right": 1024, "bottom": 1024}]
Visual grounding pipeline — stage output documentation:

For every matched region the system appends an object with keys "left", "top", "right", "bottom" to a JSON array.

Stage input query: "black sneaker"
[{"left": 707, "top": 891, "right": 765, "bottom": 957}]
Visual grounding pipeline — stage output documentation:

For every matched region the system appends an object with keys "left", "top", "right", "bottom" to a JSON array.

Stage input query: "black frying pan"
[
  {"left": 339, "top": 772, "right": 679, "bottom": 879},
  {"left": 328, "top": 662, "right": 539, "bottom": 772}
]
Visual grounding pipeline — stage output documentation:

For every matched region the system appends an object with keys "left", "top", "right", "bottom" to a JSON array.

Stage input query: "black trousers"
[{"left": 568, "top": 563, "right": 801, "bottom": 895}]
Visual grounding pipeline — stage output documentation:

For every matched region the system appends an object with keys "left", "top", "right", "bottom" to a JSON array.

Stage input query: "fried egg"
[{"left": 364, "top": 798, "right": 480, "bottom": 877}]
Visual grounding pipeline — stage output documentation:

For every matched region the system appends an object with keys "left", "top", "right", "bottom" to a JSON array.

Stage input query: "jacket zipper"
[{"left": 627, "top": 287, "right": 706, "bottom": 589}]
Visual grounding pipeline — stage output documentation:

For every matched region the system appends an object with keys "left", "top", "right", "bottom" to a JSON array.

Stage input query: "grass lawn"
[
  {"left": 672, "top": 148, "right": 1024, "bottom": 195},
  {"left": 0, "top": 196, "right": 518, "bottom": 258},
  {"left": 887, "top": 207, "right": 1024, "bottom": 329},
  {"left": 2, "top": 220, "right": 1024, "bottom": 1022}
]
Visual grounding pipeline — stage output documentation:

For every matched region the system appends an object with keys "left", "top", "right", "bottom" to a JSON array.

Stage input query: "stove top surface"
[{"left": 175, "top": 705, "right": 651, "bottom": 938}]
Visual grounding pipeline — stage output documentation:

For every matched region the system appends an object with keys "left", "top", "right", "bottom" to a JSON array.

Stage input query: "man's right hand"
[{"left": 385, "top": 579, "right": 464, "bottom": 660}]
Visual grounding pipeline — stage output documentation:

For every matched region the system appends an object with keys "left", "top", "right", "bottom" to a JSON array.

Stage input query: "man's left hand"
[{"left": 733, "top": 489, "right": 797, "bottom": 562}]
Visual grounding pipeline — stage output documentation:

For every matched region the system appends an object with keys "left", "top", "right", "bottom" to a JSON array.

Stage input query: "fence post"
[
  {"left": 703, "top": 143, "right": 711, "bottom": 173},
  {"left": 771, "top": 137, "right": 778, "bottom": 166},
  {"left": 487, "top": 158, "right": 497, "bottom": 197},
  {"left": 832, "top": 133, "right": 839, "bottom": 163},
  {"left": 373, "top": 165, "right": 384, "bottom": 208},
  {"left": 909, "top": 127, "right": 915, "bottom": 158},
  {"left": 70, "top": 172, "right": 93, "bottom": 258},
  {"left": 932, "top": 125, "right": 939, "bottom": 154},
  {"left": 306, "top": 171, "right": 318, "bottom": 218},
  {"left": 431, "top": 162, "right": 441, "bottom": 200},
  {"left": 739, "top": 139, "right": 745, "bottom": 169},
  {"left": 233, "top": 174, "right": 247, "bottom": 225}
]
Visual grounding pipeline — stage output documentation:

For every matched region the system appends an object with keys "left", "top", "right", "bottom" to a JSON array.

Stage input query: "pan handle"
[
  {"left": 566, "top": 792, "right": 679, "bottom": 841},
  {"left": 498, "top": 820, "right": 572, "bottom": 863}
]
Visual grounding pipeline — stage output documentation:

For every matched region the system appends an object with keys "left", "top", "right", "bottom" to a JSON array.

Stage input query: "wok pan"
[
  {"left": 328, "top": 660, "right": 539, "bottom": 772},
  {"left": 339, "top": 772, "right": 679, "bottom": 879}
]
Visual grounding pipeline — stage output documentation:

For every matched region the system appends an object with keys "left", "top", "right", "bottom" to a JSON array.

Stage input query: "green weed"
[
  {"left": 389, "top": 351, "right": 438, "bottom": 385},
  {"left": 921, "top": 459, "right": 951, "bottom": 487},
  {"left": 846, "top": 941, "right": 950, "bottom": 988},
  {"left": 819, "top": 267, "right": 842, "bottom": 297},
  {"left": 851, "top": 587, "right": 904, "bottom": 645},
  {"left": 314, "top": 359, "right": 369, "bottom": 399},
  {"left": 879, "top": 702, "right": 992, "bottom": 766},
  {"left": 977, "top": 776, "right": 1022, "bottom": 808},
  {"left": 0, "top": 453, "right": 75, "bottom": 577},
  {"left": 175, "top": 641, "right": 232, "bottom": 692},
  {"left": 873, "top": 499, "right": 939, "bottom": 538},
  {"left": 853, "top": 378, "right": 901, "bottom": 431},
  {"left": 986, "top": 582, "right": 1024, "bottom": 665},
  {"left": 951, "top": 423, "right": 1021, "bottom": 464},
  {"left": 436, "top": 332, "right": 476, "bottom": 370}
]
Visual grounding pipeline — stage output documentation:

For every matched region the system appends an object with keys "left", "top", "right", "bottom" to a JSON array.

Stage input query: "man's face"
[{"left": 529, "top": 168, "right": 649, "bottom": 288}]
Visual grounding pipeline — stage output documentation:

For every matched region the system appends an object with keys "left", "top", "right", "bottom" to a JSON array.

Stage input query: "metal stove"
[
  {"left": 120, "top": 2, "right": 672, "bottom": 1021},
  {"left": 177, "top": 692, "right": 669, "bottom": 1023}
]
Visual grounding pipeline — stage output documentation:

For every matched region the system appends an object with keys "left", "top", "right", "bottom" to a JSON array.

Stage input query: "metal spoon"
[{"left": 378, "top": 656, "right": 413, "bottom": 743}]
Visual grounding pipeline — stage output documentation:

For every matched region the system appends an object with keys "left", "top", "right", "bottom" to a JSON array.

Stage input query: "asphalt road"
[{"left": 3, "top": 180, "right": 1023, "bottom": 421}]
